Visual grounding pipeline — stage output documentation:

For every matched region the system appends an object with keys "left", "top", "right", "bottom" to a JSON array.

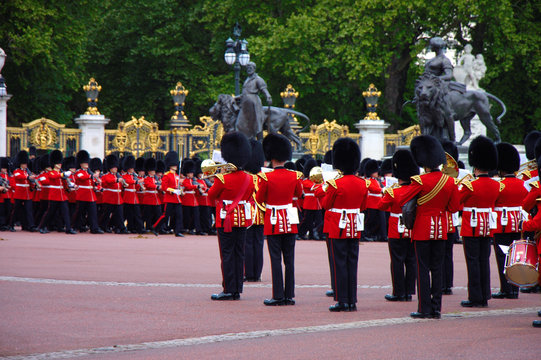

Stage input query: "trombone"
[{"left": 201, "top": 159, "right": 237, "bottom": 178}]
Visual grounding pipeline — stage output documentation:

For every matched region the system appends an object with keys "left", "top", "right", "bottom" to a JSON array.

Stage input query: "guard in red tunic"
[
  {"left": 142, "top": 158, "right": 161, "bottom": 234},
  {"left": 377, "top": 149, "right": 418, "bottom": 303},
  {"left": 0, "top": 157, "right": 12, "bottom": 231},
  {"left": 38, "top": 150, "right": 76, "bottom": 234},
  {"left": 518, "top": 131, "right": 541, "bottom": 188},
  {"left": 299, "top": 158, "right": 323, "bottom": 240},
  {"left": 321, "top": 138, "right": 368, "bottom": 312},
  {"left": 363, "top": 159, "right": 385, "bottom": 242},
  {"left": 154, "top": 151, "right": 184, "bottom": 237},
  {"left": 90, "top": 158, "right": 103, "bottom": 210},
  {"left": 35, "top": 155, "right": 51, "bottom": 227},
  {"left": 208, "top": 132, "right": 254, "bottom": 301},
  {"left": 459, "top": 136, "right": 502, "bottom": 308},
  {"left": 100, "top": 154, "right": 128, "bottom": 234},
  {"left": 256, "top": 133, "right": 303, "bottom": 306},
  {"left": 63, "top": 156, "right": 78, "bottom": 217},
  {"left": 194, "top": 160, "right": 212, "bottom": 235},
  {"left": 12, "top": 151, "right": 39, "bottom": 232},
  {"left": 399, "top": 135, "right": 460, "bottom": 319},
  {"left": 492, "top": 143, "right": 528, "bottom": 300},
  {"left": 135, "top": 157, "right": 146, "bottom": 205},
  {"left": 121, "top": 155, "right": 144, "bottom": 234},
  {"left": 73, "top": 150, "right": 103, "bottom": 234},
  {"left": 181, "top": 159, "right": 203, "bottom": 235}
]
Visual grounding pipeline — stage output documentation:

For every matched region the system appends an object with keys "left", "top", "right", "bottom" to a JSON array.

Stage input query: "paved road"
[{"left": 0, "top": 232, "right": 539, "bottom": 359}]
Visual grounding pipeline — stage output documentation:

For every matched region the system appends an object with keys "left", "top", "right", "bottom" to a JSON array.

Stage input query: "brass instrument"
[
  {"left": 201, "top": 159, "right": 237, "bottom": 178},
  {"left": 309, "top": 166, "right": 323, "bottom": 184},
  {"left": 517, "top": 160, "right": 537, "bottom": 176},
  {"left": 442, "top": 152, "right": 459, "bottom": 178},
  {"left": 457, "top": 173, "right": 474, "bottom": 184}
]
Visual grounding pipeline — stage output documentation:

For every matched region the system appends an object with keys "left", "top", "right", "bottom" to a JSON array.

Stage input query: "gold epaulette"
[
  {"left": 383, "top": 187, "right": 395, "bottom": 198},
  {"left": 257, "top": 172, "right": 268, "bottom": 181},
  {"left": 215, "top": 173, "right": 225, "bottom": 184},
  {"left": 531, "top": 181, "right": 540, "bottom": 189},
  {"left": 462, "top": 180, "right": 474, "bottom": 192},
  {"left": 454, "top": 178, "right": 460, "bottom": 185},
  {"left": 327, "top": 179, "right": 337, "bottom": 189},
  {"left": 411, "top": 175, "right": 422, "bottom": 185},
  {"left": 499, "top": 182, "right": 505, "bottom": 192},
  {"left": 520, "top": 170, "right": 532, "bottom": 179},
  {"left": 295, "top": 171, "right": 303, "bottom": 180}
]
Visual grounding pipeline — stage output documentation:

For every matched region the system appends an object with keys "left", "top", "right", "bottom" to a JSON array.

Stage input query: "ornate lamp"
[
  {"left": 362, "top": 84, "right": 381, "bottom": 120},
  {"left": 0, "top": 48, "right": 7, "bottom": 96},
  {"left": 83, "top": 78, "right": 102, "bottom": 115},
  {"left": 280, "top": 84, "right": 301, "bottom": 131},
  {"left": 170, "top": 82, "right": 190, "bottom": 128},
  {"left": 224, "top": 23, "right": 250, "bottom": 96}
]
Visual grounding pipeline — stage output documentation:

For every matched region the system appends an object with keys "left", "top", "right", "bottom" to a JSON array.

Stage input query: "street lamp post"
[
  {"left": 169, "top": 81, "right": 190, "bottom": 129},
  {"left": 224, "top": 23, "right": 250, "bottom": 96}
]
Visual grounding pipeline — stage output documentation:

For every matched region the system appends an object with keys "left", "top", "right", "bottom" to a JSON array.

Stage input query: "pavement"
[{"left": 0, "top": 231, "right": 539, "bottom": 359}]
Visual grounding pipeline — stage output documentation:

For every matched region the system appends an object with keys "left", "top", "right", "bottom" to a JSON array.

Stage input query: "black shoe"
[
  {"left": 264, "top": 298, "right": 285, "bottom": 306},
  {"left": 533, "top": 320, "right": 541, "bottom": 328},
  {"left": 325, "top": 290, "right": 335, "bottom": 297},
  {"left": 431, "top": 311, "right": 441, "bottom": 319},
  {"left": 66, "top": 229, "right": 77, "bottom": 234},
  {"left": 195, "top": 231, "right": 208, "bottom": 235},
  {"left": 175, "top": 233, "right": 184, "bottom": 237},
  {"left": 208, "top": 230, "right": 217, "bottom": 235},
  {"left": 461, "top": 300, "right": 487, "bottom": 308},
  {"left": 104, "top": 228, "right": 112, "bottom": 233},
  {"left": 29, "top": 226, "right": 38, "bottom": 232},
  {"left": 442, "top": 288, "right": 453, "bottom": 295},
  {"left": 9, "top": 226, "right": 16, "bottom": 232},
  {"left": 211, "top": 292, "right": 239, "bottom": 301},
  {"left": 39, "top": 227, "right": 49, "bottom": 234},
  {"left": 538, "top": 310, "right": 541, "bottom": 317},
  {"left": 491, "top": 291, "right": 509, "bottom": 299},
  {"left": 349, "top": 304, "right": 357, "bottom": 311},
  {"left": 91, "top": 229, "right": 104, "bottom": 234},
  {"left": 116, "top": 229, "right": 129, "bottom": 234},
  {"left": 410, "top": 312, "right": 434, "bottom": 319},
  {"left": 506, "top": 293, "right": 519, "bottom": 299},
  {"left": 245, "top": 277, "right": 261, "bottom": 282},
  {"left": 329, "top": 302, "right": 351, "bottom": 312},
  {"left": 285, "top": 298, "right": 295, "bottom": 305}
]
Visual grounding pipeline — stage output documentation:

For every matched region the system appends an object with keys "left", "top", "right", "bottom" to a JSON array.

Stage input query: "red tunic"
[
  {"left": 181, "top": 178, "right": 199, "bottom": 207},
  {"left": 377, "top": 185, "right": 412, "bottom": 239},
  {"left": 459, "top": 175, "right": 502, "bottom": 237},
  {"left": 322, "top": 175, "right": 369, "bottom": 239},
  {"left": 74, "top": 169, "right": 97, "bottom": 202},
  {"left": 13, "top": 169, "right": 33, "bottom": 200},
  {"left": 522, "top": 181, "right": 541, "bottom": 216},
  {"left": 302, "top": 179, "right": 322, "bottom": 210},
  {"left": 365, "top": 178, "right": 383, "bottom": 209},
  {"left": 142, "top": 176, "right": 161, "bottom": 206},
  {"left": 101, "top": 173, "right": 123, "bottom": 205},
  {"left": 399, "top": 171, "right": 460, "bottom": 241},
  {"left": 493, "top": 176, "right": 528, "bottom": 234},
  {"left": 194, "top": 178, "right": 211, "bottom": 207},
  {"left": 0, "top": 173, "right": 9, "bottom": 201},
  {"left": 256, "top": 168, "right": 303, "bottom": 236},
  {"left": 122, "top": 173, "right": 138, "bottom": 205},
  {"left": 208, "top": 171, "right": 255, "bottom": 229},
  {"left": 66, "top": 173, "right": 77, "bottom": 203},
  {"left": 37, "top": 171, "right": 49, "bottom": 201},
  {"left": 160, "top": 171, "right": 182, "bottom": 204},
  {"left": 46, "top": 170, "right": 68, "bottom": 202}
]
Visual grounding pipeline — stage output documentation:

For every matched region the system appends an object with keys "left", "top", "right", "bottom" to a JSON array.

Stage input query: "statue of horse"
[
  {"left": 209, "top": 94, "right": 309, "bottom": 147},
  {"left": 414, "top": 74, "right": 506, "bottom": 145}
]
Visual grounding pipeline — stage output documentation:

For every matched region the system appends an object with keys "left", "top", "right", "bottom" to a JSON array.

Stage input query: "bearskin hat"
[
  {"left": 392, "top": 149, "right": 420, "bottom": 181},
  {"left": 245, "top": 138, "right": 265, "bottom": 174},
  {"left": 90, "top": 158, "right": 102, "bottom": 172},
  {"left": 76, "top": 150, "right": 90, "bottom": 166},
  {"left": 524, "top": 131, "right": 541, "bottom": 160},
  {"left": 194, "top": 159, "right": 203, "bottom": 175},
  {"left": 323, "top": 150, "right": 332, "bottom": 165},
  {"left": 28, "top": 146, "right": 37, "bottom": 157},
  {"left": 535, "top": 138, "right": 541, "bottom": 161},
  {"left": 182, "top": 159, "right": 195, "bottom": 175},
  {"left": 221, "top": 131, "right": 252, "bottom": 168},
  {"left": 144, "top": 157, "right": 156, "bottom": 172},
  {"left": 15, "top": 150, "right": 29, "bottom": 166},
  {"left": 410, "top": 135, "right": 446, "bottom": 169},
  {"left": 496, "top": 142, "right": 520, "bottom": 174},
  {"left": 363, "top": 159, "right": 379, "bottom": 177},
  {"left": 359, "top": 158, "right": 371, "bottom": 176},
  {"left": 105, "top": 154, "right": 119, "bottom": 171},
  {"left": 123, "top": 155, "right": 136, "bottom": 171},
  {"left": 295, "top": 158, "right": 306, "bottom": 172},
  {"left": 62, "top": 156, "right": 76, "bottom": 170},
  {"left": 50, "top": 150, "right": 63, "bottom": 166},
  {"left": 468, "top": 135, "right": 498, "bottom": 171},
  {"left": 164, "top": 151, "right": 179, "bottom": 169},
  {"left": 303, "top": 158, "right": 318, "bottom": 178},
  {"left": 263, "top": 133, "right": 291, "bottom": 162},
  {"left": 39, "top": 155, "right": 50, "bottom": 171},
  {"left": 441, "top": 140, "right": 458, "bottom": 162},
  {"left": 332, "top": 137, "right": 361, "bottom": 175},
  {"left": 284, "top": 161, "right": 296, "bottom": 170},
  {"left": 379, "top": 158, "right": 393, "bottom": 176},
  {"left": 156, "top": 159, "right": 166, "bottom": 173},
  {"left": 135, "top": 157, "right": 145, "bottom": 172},
  {"left": 0, "top": 157, "right": 9, "bottom": 169}
]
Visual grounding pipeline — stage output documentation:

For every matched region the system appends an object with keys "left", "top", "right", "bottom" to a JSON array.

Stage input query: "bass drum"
[{"left": 504, "top": 240, "right": 539, "bottom": 287}]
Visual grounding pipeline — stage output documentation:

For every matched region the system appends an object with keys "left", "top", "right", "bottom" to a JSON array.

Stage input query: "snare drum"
[{"left": 504, "top": 240, "right": 539, "bottom": 287}]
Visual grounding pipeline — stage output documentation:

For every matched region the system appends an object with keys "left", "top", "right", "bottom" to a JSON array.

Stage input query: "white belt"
[
  {"left": 304, "top": 193, "right": 315, "bottom": 197},
  {"left": 463, "top": 207, "right": 491, "bottom": 213},
  {"left": 48, "top": 185, "right": 64, "bottom": 189},
  {"left": 124, "top": 189, "right": 136, "bottom": 192},
  {"left": 144, "top": 190, "right": 157, "bottom": 194},
  {"left": 329, "top": 208, "right": 360, "bottom": 214},
  {"left": 266, "top": 204, "right": 291, "bottom": 210},
  {"left": 104, "top": 189, "right": 121, "bottom": 193},
  {"left": 224, "top": 200, "right": 248, "bottom": 205},
  {"left": 292, "top": 197, "right": 298, "bottom": 201},
  {"left": 78, "top": 185, "right": 93, "bottom": 189},
  {"left": 16, "top": 184, "right": 30, "bottom": 187},
  {"left": 184, "top": 191, "right": 195, "bottom": 194},
  {"left": 368, "top": 193, "right": 382, "bottom": 197},
  {"left": 390, "top": 212, "right": 401, "bottom": 218},
  {"left": 41, "top": 185, "right": 51, "bottom": 189},
  {"left": 494, "top": 206, "right": 522, "bottom": 212}
]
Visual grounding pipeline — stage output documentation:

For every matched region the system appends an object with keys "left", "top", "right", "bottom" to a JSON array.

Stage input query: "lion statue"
[
  {"left": 209, "top": 94, "right": 309, "bottom": 147},
  {"left": 415, "top": 73, "right": 505, "bottom": 145}
]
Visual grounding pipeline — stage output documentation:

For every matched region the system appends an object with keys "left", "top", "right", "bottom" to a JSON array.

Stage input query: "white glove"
[
  {"left": 63, "top": 171, "right": 72, "bottom": 177},
  {"left": 173, "top": 189, "right": 182, "bottom": 196}
]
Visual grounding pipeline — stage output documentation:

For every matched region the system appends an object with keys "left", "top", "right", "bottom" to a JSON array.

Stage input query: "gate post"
[
  {"left": 74, "top": 114, "right": 110, "bottom": 159},
  {"left": 0, "top": 47, "right": 11, "bottom": 157}
]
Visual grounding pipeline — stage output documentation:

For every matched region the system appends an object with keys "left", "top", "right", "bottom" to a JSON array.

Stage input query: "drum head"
[{"left": 505, "top": 264, "right": 539, "bottom": 287}]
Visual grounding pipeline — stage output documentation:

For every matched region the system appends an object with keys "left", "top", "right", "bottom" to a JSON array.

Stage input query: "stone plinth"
[
  {"left": 455, "top": 115, "right": 486, "bottom": 146},
  {"left": 74, "top": 114, "right": 110, "bottom": 159},
  {"left": 355, "top": 119, "right": 390, "bottom": 160},
  {"left": 0, "top": 93, "right": 12, "bottom": 156}
]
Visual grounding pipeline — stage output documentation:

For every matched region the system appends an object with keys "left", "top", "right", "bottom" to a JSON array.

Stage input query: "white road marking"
[{"left": 0, "top": 307, "right": 537, "bottom": 360}]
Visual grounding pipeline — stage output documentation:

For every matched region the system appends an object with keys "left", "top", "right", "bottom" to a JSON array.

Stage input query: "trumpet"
[
  {"left": 517, "top": 160, "right": 537, "bottom": 177},
  {"left": 201, "top": 159, "right": 237, "bottom": 178},
  {"left": 442, "top": 152, "right": 459, "bottom": 178},
  {"left": 309, "top": 166, "right": 323, "bottom": 184}
]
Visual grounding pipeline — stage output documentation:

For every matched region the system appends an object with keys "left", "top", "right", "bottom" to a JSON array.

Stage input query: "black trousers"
[
  {"left": 40, "top": 200, "right": 71, "bottom": 232},
  {"left": 443, "top": 231, "right": 457, "bottom": 290},
  {"left": 463, "top": 236, "right": 492, "bottom": 304},
  {"left": 13, "top": 199, "right": 35, "bottom": 229},
  {"left": 414, "top": 240, "right": 445, "bottom": 314},
  {"left": 493, "top": 232, "right": 520, "bottom": 296},
  {"left": 199, "top": 205, "right": 212, "bottom": 233},
  {"left": 183, "top": 205, "right": 201, "bottom": 232},
  {"left": 143, "top": 204, "right": 161, "bottom": 231},
  {"left": 124, "top": 203, "right": 144, "bottom": 233},
  {"left": 73, "top": 201, "right": 100, "bottom": 232},
  {"left": 244, "top": 224, "right": 264, "bottom": 280},
  {"left": 99, "top": 203, "right": 126, "bottom": 231},
  {"left": 217, "top": 227, "right": 247, "bottom": 294},
  {"left": 34, "top": 199, "right": 48, "bottom": 227},
  {"left": 299, "top": 209, "right": 323, "bottom": 238},
  {"left": 329, "top": 238, "right": 359, "bottom": 304},
  {"left": 154, "top": 202, "right": 183, "bottom": 234},
  {"left": 364, "top": 208, "right": 386, "bottom": 241},
  {"left": 326, "top": 238, "right": 336, "bottom": 294},
  {"left": 267, "top": 234, "right": 296, "bottom": 299},
  {"left": 388, "top": 237, "right": 416, "bottom": 297},
  {"left": 0, "top": 198, "right": 11, "bottom": 228}
]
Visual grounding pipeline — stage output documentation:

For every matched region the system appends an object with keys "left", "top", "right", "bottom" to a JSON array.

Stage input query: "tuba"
[
  {"left": 309, "top": 166, "right": 323, "bottom": 184},
  {"left": 517, "top": 160, "right": 537, "bottom": 177},
  {"left": 201, "top": 159, "right": 237, "bottom": 178},
  {"left": 442, "top": 152, "right": 459, "bottom": 178}
]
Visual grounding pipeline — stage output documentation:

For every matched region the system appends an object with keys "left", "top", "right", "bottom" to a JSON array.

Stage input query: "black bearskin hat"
[
  {"left": 524, "top": 131, "right": 541, "bottom": 160},
  {"left": 496, "top": 142, "right": 520, "bottom": 174},
  {"left": 379, "top": 158, "right": 393, "bottom": 176},
  {"left": 295, "top": 158, "right": 306, "bottom": 172},
  {"left": 194, "top": 159, "right": 203, "bottom": 175},
  {"left": 164, "top": 151, "right": 179, "bottom": 169},
  {"left": 39, "top": 154, "right": 50, "bottom": 171},
  {"left": 182, "top": 159, "right": 195, "bottom": 175},
  {"left": 0, "top": 157, "right": 9, "bottom": 169},
  {"left": 62, "top": 156, "right": 76, "bottom": 170},
  {"left": 284, "top": 161, "right": 296, "bottom": 170},
  {"left": 144, "top": 157, "right": 156, "bottom": 172},
  {"left": 50, "top": 150, "right": 63, "bottom": 166},
  {"left": 123, "top": 155, "right": 136, "bottom": 171},
  {"left": 245, "top": 139, "right": 265, "bottom": 174},
  {"left": 363, "top": 159, "right": 379, "bottom": 177},
  {"left": 156, "top": 160, "right": 166, "bottom": 173},
  {"left": 90, "top": 157, "right": 102, "bottom": 172},
  {"left": 263, "top": 133, "right": 291, "bottom": 162},
  {"left": 410, "top": 135, "right": 446, "bottom": 169},
  {"left": 303, "top": 158, "right": 318, "bottom": 178},
  {"left": 392, "top": 149, "right": 420, "bottom": 181},
  {"left": 135, "top": 157, "right": 145, "bottom": 172},
  {"left": 332, "top": 137, "right": 361, "bottom": 175},
  {"left": 468, "top": 135, "right": 498, "bottom": 171},
  {"left": 28, "top": 146, "right": 37, "bottom": 157},
  {"left": 535, "top": 138, "right": 541, "bottom": 161},
  {"left": 323, "top": 150, "right": 332, "bottom": 165},
  {"left": 105, "top": 154, "right": 119, "bottom": 171},
  {"left": 221, "top": 131, "right": 252, "bottom": 168},
  {"left": 15, "top": 150, "right": 29, "bottom": 166},
  {"left": 441, "top": 140, "right": 458, "bottom": 162},
  {"left": 359, "top": 158, "right": 371, "bottom": 176},
  {"left": 76, "top": 150, "right": 90, "bottom": 166}
]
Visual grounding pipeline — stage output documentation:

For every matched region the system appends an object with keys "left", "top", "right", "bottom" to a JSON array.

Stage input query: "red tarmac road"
[{"left": 0, "top": 232, "right": 539, "bottom": 359}]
